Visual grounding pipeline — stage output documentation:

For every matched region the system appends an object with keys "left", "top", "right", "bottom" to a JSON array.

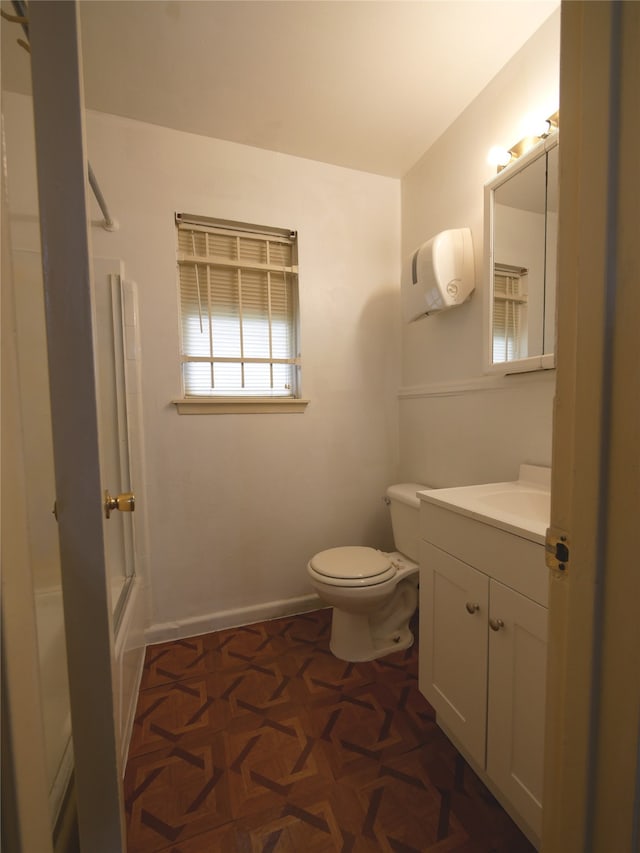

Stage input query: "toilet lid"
[{"left": 309, "top": 546, "right": 396, "bottom": 583}]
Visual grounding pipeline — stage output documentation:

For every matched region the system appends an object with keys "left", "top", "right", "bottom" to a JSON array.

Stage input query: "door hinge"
[{"left": 545, "top": 526, "right": 570, "bottom": 572}]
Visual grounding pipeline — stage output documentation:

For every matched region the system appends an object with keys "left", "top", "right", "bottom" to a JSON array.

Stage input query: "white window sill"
[{"left": 172, "top": 397, "right": 310, "bottom": 415}]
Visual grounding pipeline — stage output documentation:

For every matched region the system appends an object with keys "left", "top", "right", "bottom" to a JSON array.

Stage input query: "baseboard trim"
[{"left": 145, "top": 593, "right": 325, "bottom": 646}]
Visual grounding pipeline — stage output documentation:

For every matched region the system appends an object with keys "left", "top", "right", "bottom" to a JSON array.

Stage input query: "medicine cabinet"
[{"left": 484, "top": 134, "right": 558, "bottom": 374}]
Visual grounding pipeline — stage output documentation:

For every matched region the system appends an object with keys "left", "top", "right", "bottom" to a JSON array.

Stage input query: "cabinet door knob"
[
  {"left": 489, "top": 617, "right": 505, "bottom": 632},
  {"left": 465, "top": 602, "right": 480, "bottom": 614}
]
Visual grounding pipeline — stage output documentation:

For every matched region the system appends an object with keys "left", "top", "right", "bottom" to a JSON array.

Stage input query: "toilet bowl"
[{"left": 307, "top": 483, "right": 429, "bottom": 662}]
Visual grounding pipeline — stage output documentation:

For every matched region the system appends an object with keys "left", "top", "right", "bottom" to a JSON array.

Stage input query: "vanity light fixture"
[
  {"left": 546, "top": 111, "right": 559, "bottom": 132},
  {"left": 487, "top": 146, "right": 513, "bottom": 168},
  {"left": 489, "top": 110, "right": 559, "bottom": 172},
  {"left": 521, "top": 113, "right": 552, "bottom": 139}
]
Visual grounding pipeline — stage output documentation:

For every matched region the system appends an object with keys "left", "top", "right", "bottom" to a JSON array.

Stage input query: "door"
[
  {"left": 93, "top": 260, "right": 136, "bottom": 625},
  {"left": 7, "top": 248, "right": 134, "bottom": 827},
  {"left": 10, "top": 249, "right": 75, "bottom": 820},
  {"left": 29, "top": 2, "right": 127, "bottom": 849},
  {"left": 487, "top": 579, "right": 547, "bottom": 838},
  {"left": 419, "top": 540, "right": 488, "bottom": 768},
  {"left": 1, "top": 165, "right": 55, "bottom": 852},
  {"left": 543, "top": 3, "right": 640, "bottom": 850}
]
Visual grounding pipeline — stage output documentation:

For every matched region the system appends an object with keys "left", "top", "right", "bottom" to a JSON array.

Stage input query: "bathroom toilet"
[{"left": 307, "top": 483, "right": 429, "bottom": 662}]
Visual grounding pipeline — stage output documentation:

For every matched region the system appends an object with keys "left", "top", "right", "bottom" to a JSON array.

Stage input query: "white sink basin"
[
  {"left": 475, "top": 488, "right": 550, "bottom": 520},
  {"left": 418, "top": 464, "right": 550, "bottom": 544}
]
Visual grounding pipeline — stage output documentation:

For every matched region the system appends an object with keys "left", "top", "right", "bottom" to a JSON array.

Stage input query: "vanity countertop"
[{"left": 417, "top": 464, "right": 550, "bottom": 545}]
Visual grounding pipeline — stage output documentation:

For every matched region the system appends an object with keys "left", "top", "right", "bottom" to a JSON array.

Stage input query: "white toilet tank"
[{"left": 386, "top": 483, "right": 429, "bottom": 562}]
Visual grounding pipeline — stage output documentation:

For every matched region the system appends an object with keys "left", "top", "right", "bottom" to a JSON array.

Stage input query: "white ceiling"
[{"left": 2, "top": 0, "right": 559, "bottom": 177}]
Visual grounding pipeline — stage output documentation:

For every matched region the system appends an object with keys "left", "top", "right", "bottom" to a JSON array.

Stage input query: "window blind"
[
  {"left": 492, "top": 265, "right": 528, "bottom": 363},
  {"left": 176, "top": 215, "right": 300, "bottom": 397}
]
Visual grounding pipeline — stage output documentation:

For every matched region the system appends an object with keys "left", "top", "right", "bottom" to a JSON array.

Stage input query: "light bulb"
[
  {"left": 487, "top": 146, "right": 512, "bottom": 168},
  {"left": 520, "top": 113, "right": 550, "bottom": 139}
]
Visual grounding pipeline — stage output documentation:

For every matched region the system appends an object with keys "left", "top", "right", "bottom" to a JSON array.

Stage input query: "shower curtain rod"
[
  {"left": 11, "top": 0, "right": 118, "bottom": 232},
  {"left": 88, "top": 163, "right": 118, "bottom": 231}
]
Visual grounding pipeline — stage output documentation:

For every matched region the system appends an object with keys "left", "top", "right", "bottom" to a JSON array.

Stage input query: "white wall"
[
  {"left": 400, "top": 11, "right": 560, "bottom": 487},
  {"left": 83, "top": 112, "right": 401, "bottom": 637}
]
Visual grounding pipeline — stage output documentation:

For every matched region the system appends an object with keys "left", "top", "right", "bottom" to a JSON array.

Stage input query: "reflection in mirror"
[
  {"left": 493, "top": 152, "right": 546, "bottom": 363},
  {"left": 485, "top": 135, "right": 558, "bottom": 373}
]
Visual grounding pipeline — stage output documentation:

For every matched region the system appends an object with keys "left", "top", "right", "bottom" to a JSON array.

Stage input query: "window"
[
  {"left": 174, "top": 214, "right": 307, "bottom": 413},
  {"left": 492, "top": 264, "right": 529, "bottom": 363}
]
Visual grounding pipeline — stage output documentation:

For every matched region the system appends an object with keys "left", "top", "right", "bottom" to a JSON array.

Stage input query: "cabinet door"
[
  {"left": 487, "top": 579, "right": 547, "bottom": 838},
  {"left": 419, "top": 541, "right": 489, "bottom": 768}
]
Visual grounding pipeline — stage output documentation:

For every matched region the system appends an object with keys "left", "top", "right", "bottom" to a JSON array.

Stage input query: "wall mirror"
[{"left": 484, "top": 134, "right": 558, "bottom": 374}]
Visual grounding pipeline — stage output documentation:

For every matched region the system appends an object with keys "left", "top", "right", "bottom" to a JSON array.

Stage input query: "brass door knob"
[
  {"left": 489, "top": 617, "right": 505, "bottom": 632},
  {"left": 104, "top": 490, "right": 135, "bottom": 519}
]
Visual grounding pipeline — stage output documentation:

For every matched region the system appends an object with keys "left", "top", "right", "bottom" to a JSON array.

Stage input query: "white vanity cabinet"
[
  {"left": 418, "top": 498, "right": 548, "bottom": 847},
  {"left": 420, "top": 543, "right": 489, "bottom": 768}
]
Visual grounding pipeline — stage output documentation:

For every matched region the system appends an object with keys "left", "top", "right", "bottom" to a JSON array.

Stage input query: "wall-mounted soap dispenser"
[{"left": 401, "top": 227, "right": 475, "bottom": 322}]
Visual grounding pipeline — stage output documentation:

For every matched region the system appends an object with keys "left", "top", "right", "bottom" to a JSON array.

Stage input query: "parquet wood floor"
[{"left": 124, "top": 609, "right": 535, "bottom": 852}]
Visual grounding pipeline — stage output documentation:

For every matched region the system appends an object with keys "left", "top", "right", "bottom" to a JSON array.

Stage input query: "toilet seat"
[{"left": 308, "top": 546, "right": 396, "bottom": 587}]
